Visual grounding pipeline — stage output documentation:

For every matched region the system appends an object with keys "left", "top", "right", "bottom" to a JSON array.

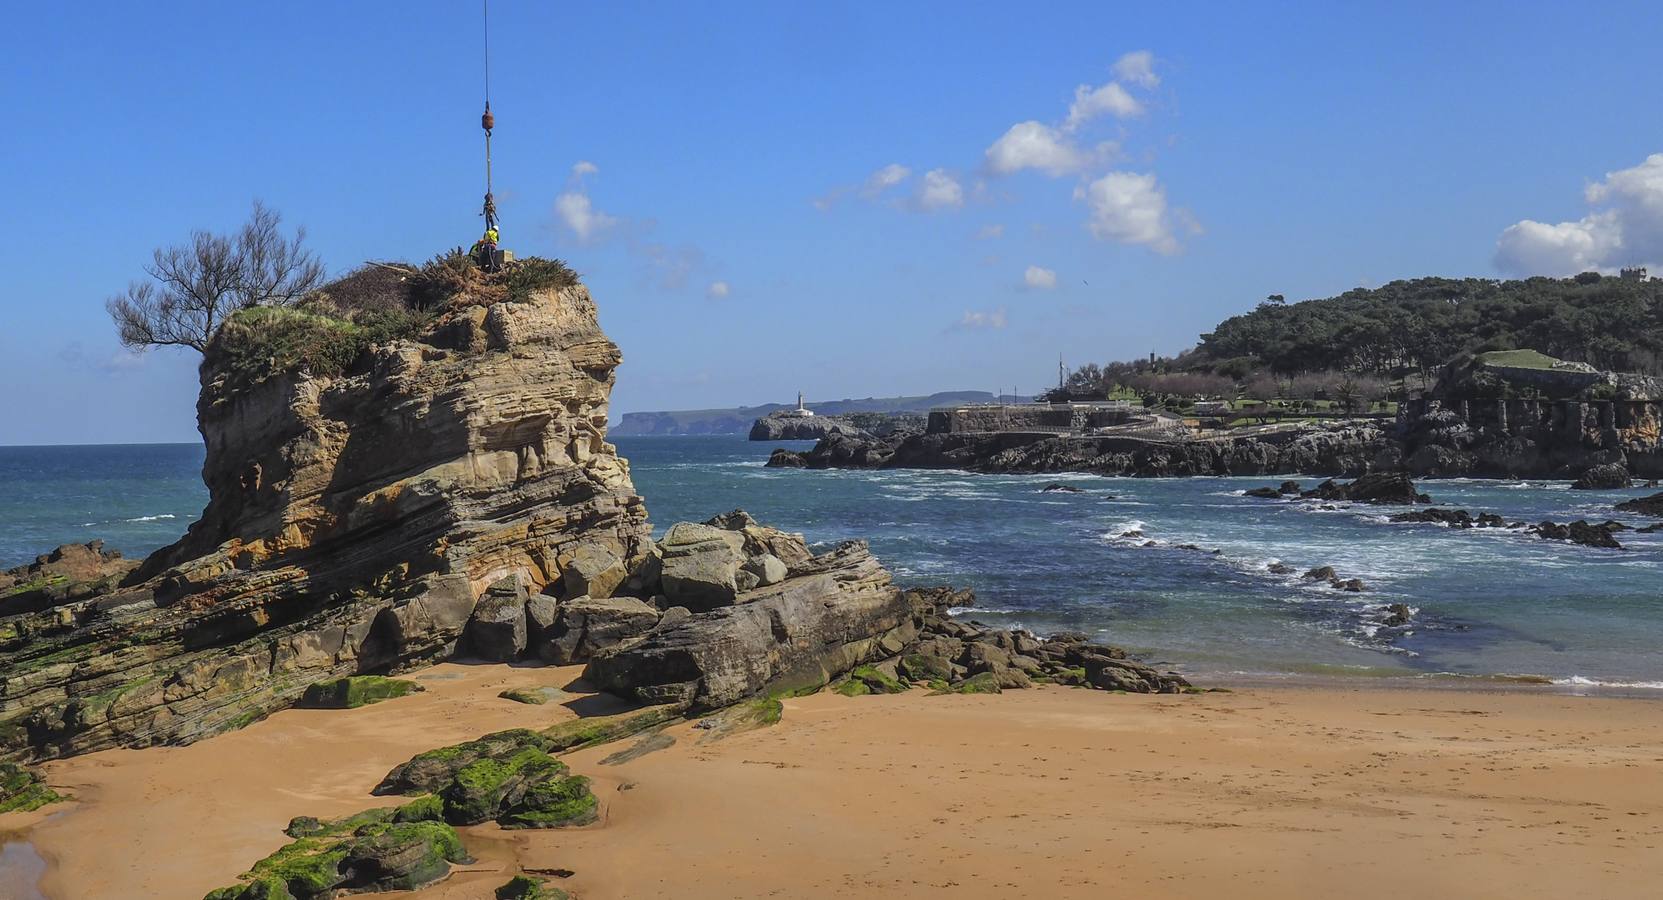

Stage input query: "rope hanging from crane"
[{"left": 480, "top": 0, "right": 498, "bottom": 233}]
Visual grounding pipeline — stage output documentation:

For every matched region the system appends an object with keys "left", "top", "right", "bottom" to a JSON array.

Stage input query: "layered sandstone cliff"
[{"left": 1, "top": 273, "right": 657, "bottom": 759}]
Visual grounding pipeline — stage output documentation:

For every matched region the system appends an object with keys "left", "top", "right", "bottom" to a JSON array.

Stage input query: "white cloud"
[
  {"left": 554, "top": 190, "right": 618, "bottom": 242},
  {"left": 918, "top": 168, "right": 965, "bottom": 210},
  {"left": 976, "top": 224, "right": 1005, "bottom": 239},
  {"left": 1112, "top": 50, "right": 1159, "bottom": 89},
  {"left": 955, "top": 308, "right": 1007, "bottom": 330},
  {"left": 1495, "top": 153, "right": 1663, "bottom": 275},
  {"left": 984, "top": 121, "right": 1091, "bottom": 176},
  {"left": 1065, "top": 82, "right": 1142, "bottom": 130},
  {"left": 863, "top": 163, "right": 912, "bottom": 196},
  {"left": 554, "top": 160, "right": 618, "bottom": 242},
  {"left": 706, "top": 280, "right": 730, "bottom": 299},
  {"left": 1074, "top": 171, "right": 1185, "bottom": 254},
  {"left": 1024, "top": 265, "right": 1058, "bottom": 289}
]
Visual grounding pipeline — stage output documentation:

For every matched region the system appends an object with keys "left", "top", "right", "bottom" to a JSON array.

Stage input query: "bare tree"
[{"left": 106, "top": 201, "right": 325, "bottom": 352}]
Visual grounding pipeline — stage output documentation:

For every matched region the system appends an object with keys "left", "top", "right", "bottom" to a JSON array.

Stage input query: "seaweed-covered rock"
[
  {"left": 205, "top": 802, "right": 468, "bottom": 900},
  {"left": 0, "top": 761, "right": 61, "bottom": 813},
  {"left": 297, "top": 676, "right": 423, "bottom": 709},
  {"left": 498, "top": 772, "right": 599, "bottom": 829},
  {"left": 842, "top": 664, "right": 906, "bottom": 695},
  {"left": 376, "top": 729, "right": 556, "bottom": 795},
  {"left": 373, "top": 728, "right": 599, "bottom": 831},
  {"left": 498, "top": 686, "right": 566, "bottom": 705},
  {"left": 497, "top": 875, "right": 570, "bottom": 900},
  {"left": 442, "top": 746, "right": 569, "bottom": 825}
]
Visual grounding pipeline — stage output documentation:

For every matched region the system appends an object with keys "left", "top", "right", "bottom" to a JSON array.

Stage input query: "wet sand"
[{"left": 6, "top": 670, "right": 1662, "bottom": 899}]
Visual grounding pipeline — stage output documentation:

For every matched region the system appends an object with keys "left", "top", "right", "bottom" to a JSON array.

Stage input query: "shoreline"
[{"left": 6, "top": 667, "right": 1663, "bottom": 899}]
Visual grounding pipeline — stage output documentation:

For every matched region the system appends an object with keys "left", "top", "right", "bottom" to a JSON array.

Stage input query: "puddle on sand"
[{"left": 0, "top": 836, "right": 47, "bottom": 900}]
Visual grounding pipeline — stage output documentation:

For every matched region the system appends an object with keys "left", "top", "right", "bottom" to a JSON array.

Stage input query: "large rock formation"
[
  {"left": 586, "top": 513, "right": 911, "bottom": 710},
  {"left": 748, "top": 414, "right": 870, "bottom": 442},
  {"left": 1, "top": 272, "right": 655, "bottom": 760}
]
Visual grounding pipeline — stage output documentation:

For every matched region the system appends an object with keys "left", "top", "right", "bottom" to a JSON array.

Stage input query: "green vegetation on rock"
[
  {"left": 443, "top": 746, "right": 568, "bottom": 825},
  {"left": 207, "top": 806, "right": 468, "bottom": 899},
  {"left": 937, "top": 672, "right": 1002, "bottom": 695},
  {"left": 499, "top": 774, "right": 599, "bottom": 829},
  {"left": 499, "top": 686, "right": 564, "bottom": 705},
  {"left": 0, "top": 762, "right": 62, "bottom": 813},
  {"left": 538, "top": 704, "right": 684, "bottom": 752},
  {"left": 205, "top": 251, "right": 582, "bottom": 390},
  {"left": 298, "top": 675, "right": 422, "bottom": 709},
  {"left": 496, "top": 874, "right": 570, "bottom": 900},
  {"left": 846, "top": 664, "right": 907, "bottom": 694}
]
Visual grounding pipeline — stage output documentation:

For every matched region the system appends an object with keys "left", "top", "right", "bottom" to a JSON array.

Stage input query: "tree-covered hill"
[{"left": 1194, "top": 271, "right": 1663, "bottom": 380}]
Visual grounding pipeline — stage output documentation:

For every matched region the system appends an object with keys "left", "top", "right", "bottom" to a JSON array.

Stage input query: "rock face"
[
  {"left": 1, "top": 277, "right": 655, "bottom": 760},
  {"left": 748, "top": 414, "right": 870, "bottom": 442},
  {"left": 767, "top": 396, "right": 1663, "bottom": 482},
  {"left": 586, "top": 516, "right": 912, "bottom": 710}
]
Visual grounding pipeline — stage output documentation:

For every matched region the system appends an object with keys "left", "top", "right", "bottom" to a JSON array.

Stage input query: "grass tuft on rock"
[{"left": 297, "top": 675, "right": 422, "bottom": 710}]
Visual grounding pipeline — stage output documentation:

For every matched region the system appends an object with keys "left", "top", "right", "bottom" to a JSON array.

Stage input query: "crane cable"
[{"left": 480, "top": 0, "right": 498, "bottom": 231}]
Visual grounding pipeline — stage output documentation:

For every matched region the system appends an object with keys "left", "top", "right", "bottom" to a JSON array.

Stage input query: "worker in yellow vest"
[{"left": 471, "top": 226, "right": 500, "bottom": 272}]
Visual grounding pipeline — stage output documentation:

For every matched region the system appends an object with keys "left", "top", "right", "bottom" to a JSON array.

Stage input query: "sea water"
[{"left": 3, "top": 437, "right": 1660, "bottom": 688}]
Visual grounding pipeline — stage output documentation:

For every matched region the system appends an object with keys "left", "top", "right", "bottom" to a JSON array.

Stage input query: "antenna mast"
[{"left": 479, "top": 0, "right": 498, "bottom": 232}]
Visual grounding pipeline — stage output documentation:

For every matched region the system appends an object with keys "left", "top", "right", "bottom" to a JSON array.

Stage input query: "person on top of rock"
[{"left": 471, "top": 226, "right": 500, "bottom": 272}]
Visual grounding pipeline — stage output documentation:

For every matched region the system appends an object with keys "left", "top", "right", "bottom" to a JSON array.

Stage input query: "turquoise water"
[{"left": 4, "top": 437, "right": 1661, "bottom": 687}]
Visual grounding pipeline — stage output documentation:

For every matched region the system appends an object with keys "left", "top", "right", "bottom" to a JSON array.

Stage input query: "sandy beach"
[{"left": 4, "top": 666, "right": 1661, "bottom": 900}]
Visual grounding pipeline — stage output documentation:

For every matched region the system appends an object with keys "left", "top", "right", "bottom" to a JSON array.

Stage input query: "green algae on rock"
[
  {"left": 297, "top": 676, "right": 423, "bottom": 710},
  {"left": 0, "top": 761, "right": 62, "bottom": 813},
  {"left": 496, "top": 874, "right": 570, "bottom": 900},
  {"left": 498, "top": 686, "right": 566, "bottom": 705},
  {"left": 375, "top": 728, "right": 600, "bottom": 830},
  {"left": 204, "top": 801, "right": 467, "bottom": 900}
]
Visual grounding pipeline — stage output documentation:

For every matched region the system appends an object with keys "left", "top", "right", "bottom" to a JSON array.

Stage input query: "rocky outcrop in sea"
[
  {"left": 766, "top": 395, "right": 1663, "bottom": 482},
  {"left": 748, "top": 414, "right": 870, "bottom": 442},
  {"left": 0, "top": 269, "right": 937, "bottom": 762}
]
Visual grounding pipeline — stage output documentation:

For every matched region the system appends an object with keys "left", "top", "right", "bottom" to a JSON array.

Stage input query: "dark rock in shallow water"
[
  {"left": 1616, "top": 491, "right": 1663, "bottom": 517},
  {"left": 1531, "top": 520, "right": 1624, "bottom": 549},
  {"left": 1244, "top": 487, "right": 1284, "bottom": 499},
  {"left": 1267, "top": 562, "right": 1294, "bottom": 575},
  {"left": 1572, "top": 463, "right": 1632, "bottom": 490},
  {"left": 1303, "top": 566, "right": 1337, "bottom": 581},
  {"left": 1040, "top": 482, "right": 1086, "bottom": 493},
  {"left": 1381, "top": 603, "right": 1414, "bottom": 628},
  {"left": 1300, "top": 472, "right": 1430, "bottom": 504}
]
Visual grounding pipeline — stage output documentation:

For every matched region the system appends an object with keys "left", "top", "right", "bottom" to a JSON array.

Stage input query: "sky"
[{"left": 3, "top": 0, "right": 1662, "bottom": 445}]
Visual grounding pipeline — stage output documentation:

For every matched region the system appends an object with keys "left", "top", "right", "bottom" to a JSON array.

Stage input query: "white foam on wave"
[
  {"left": 1553, "top": 675, "right": 1663, "bottom": 690},
  {"left": 125, "top": 514, "right": 177, "bottom": 522}
]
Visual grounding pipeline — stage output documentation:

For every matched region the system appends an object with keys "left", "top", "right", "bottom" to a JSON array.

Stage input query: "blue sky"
[{"left": 3, "top": 1, "right": 1661, "bottom": 445}]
